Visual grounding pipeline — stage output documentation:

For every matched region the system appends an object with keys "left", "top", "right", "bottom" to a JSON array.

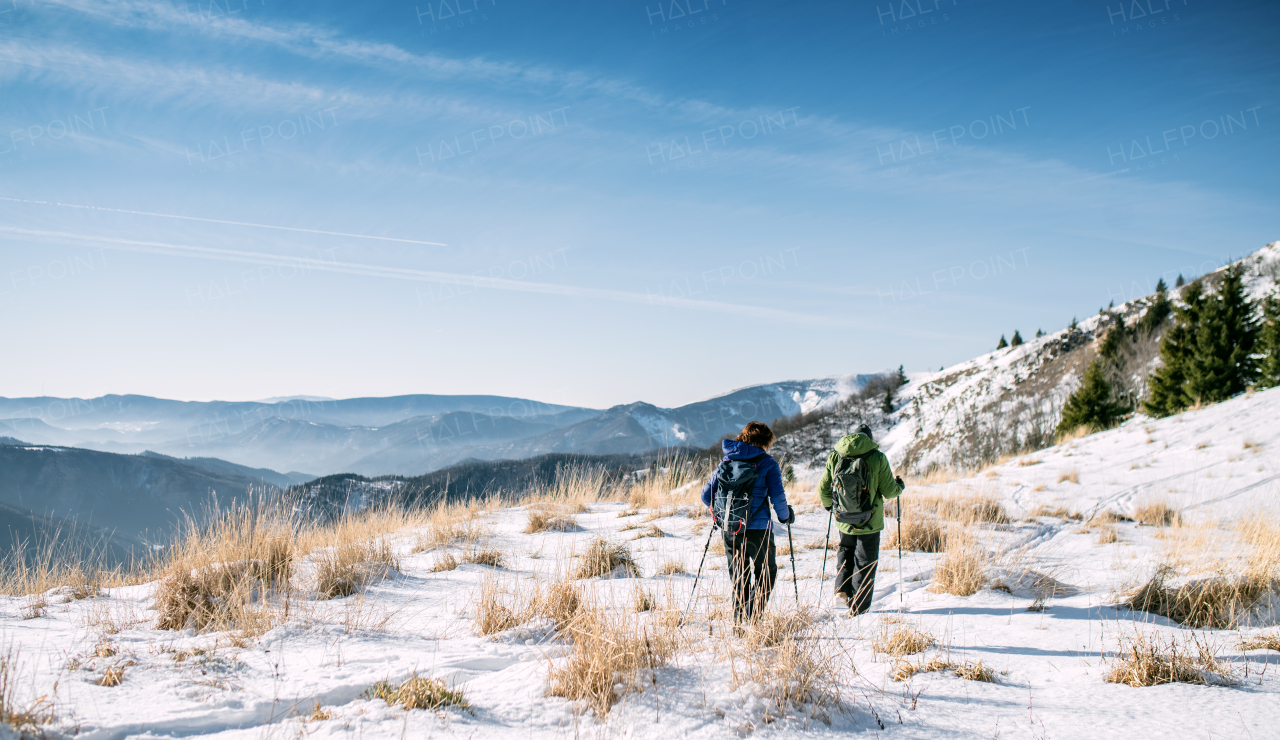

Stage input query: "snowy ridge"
[{"left": 779, "top": 243, "right": 1280, "bottom": 474}]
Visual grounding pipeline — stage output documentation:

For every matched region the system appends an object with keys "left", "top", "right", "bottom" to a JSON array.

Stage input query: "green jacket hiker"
[
  {"left": 818, "top": 432, "right": 903, "bottom": 536},
  {"left": 818, "top": 426, "right": 903, "bottom": 614}
]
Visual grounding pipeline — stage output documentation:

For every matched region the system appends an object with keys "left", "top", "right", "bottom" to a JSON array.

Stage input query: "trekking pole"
[
  {"left": 897, "top": 497, "right": 904, "bottom": 605},
  {"left": 819, "top": 507, "right": 833, "bottom": 605},
  {"left": 680, "top": 524, "right": 717, "bottom": 626},
  {"left": 786, "top": 523, "right": 799, "bottom": 605}
]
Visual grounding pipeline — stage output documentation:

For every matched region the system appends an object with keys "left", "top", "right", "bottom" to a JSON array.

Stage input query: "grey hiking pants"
[
  {"left": 835, "top": 530, "right": 880, "bottom": 615},
  {"left": 723, "top": 528, "right": 776, "bottom": 623}
]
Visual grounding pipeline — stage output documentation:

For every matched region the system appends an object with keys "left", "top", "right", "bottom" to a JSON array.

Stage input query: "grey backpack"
[{"left": 831, "top": 451, "right": 875, "bottom": 527}]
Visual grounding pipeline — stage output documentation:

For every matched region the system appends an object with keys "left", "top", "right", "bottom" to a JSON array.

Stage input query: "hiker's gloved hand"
[
  {"left": 895, "top": 476, "right": 905, "bottom": 491},
  {"left": 781, "top": 505, "right": 796, "bottom": 525}
]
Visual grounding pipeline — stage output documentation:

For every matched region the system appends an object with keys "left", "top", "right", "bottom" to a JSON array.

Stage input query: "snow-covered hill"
[
  {"left": 775, "top": 242, "right": 1280, "bottom": 474},
  {"left": 2, "top": 386, "right": 1277, "bottom": 739}
]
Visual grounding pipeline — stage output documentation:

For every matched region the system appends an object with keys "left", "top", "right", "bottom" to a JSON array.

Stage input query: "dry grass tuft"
[
  {"left": 743, "top": 609, "right": 817, "bottom": 650},
  {"left": 891, "top": 657, "right": 994, "bottom": 683},
  {"left": 1239, "top": 633, "right": 1280, "bottom": 651},
  {"left": 632, "top": 586, "right": 654, "bottom": 613},
  {"left": 912, "top": 494, "right": 1009, "bottom": 525},
  {"left": 656, "top": 560, "right": 686, "bottom": 576},
  {"left": 730, "top": 608, "right": 844, "bottom": 721},
  {"left": 308, "top": 701, "right": 333, "bottom": 721},
  {"left": 884, "top": 515, "right": 945, "bottom": 553},
  {"left": 1091, "top": 509, "right": 1132, "bottom": 524},
  {"left": 428, "top": 553, "right": 458, "bottom": 572},
  {"left": 633, "top": 524, "right": 665, "bottom": 539},
  {"left": 953, "top": 660, "right": 997, "bottom": 682},
  {"left": 532, "top": 579, "right": 582, "bottom": 630},
  {"left": 1057, "top": 470, "right": 1079, "bottom": 484},
  {"left": 97, "top": 666, "right": 125, "bottom": 687},
  {"left": 315, "top": 538, "right": 399, "bottom": 600},
  {"left": 1105, "top": 631, "right": 1234, "bottom": 687},
  {"left": 1031, "top": 506, "right": 1081, "bottom": 520},
  {"left": 1135, "top": 502, "right": 1182, "bottom": 527},
  {"left": 546, "top": 602, "right": 675, "bottom": 716},
  {"left": 872, "top": 625, "right": 935, "bottom": 657},
  {"left": 20, "top": 596, "right": 46, "bottom": 620},
  {"left": 1128, "top": 567, "right": 1269, "bottom": 629},
  {"left": 474, "top": 579, "right": 522, "bottom": 635},
  {"left": 805, "top": 537, "right": 836, "bottom": 551},
  {"left": 1096, "top": 526, "right": 1119, "bottom": 545},
  {"left": 154, "top": 560, "right": 279, "bottom": 632},
  {"left": 931, "top": 531, "right": 987, "bottom": 596},
  {"left": 574, "top": 538, "right": 641, "bottom": 579},
  {"left": 365, "top": 674, "right": 469, "bottom": 711},
  {"left": 460, "top": 547, "right": 507, "bottom": 569},
  {"left": 891, "top": 657, "right": 952, "bottom": 681},
  {"left": 415, "top": 510, "right": 490, "bottom": 553},
  {"left": 525, "top": 506, "right": 578, "bottom": 534},
  {"left": 0, "top": 649, "right": 55, "bottom": 732}
]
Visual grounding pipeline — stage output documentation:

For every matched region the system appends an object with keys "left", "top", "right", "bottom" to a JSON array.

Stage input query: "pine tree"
[
  {"left": 1098, "top": 319, "right": 1126, "bottom": 361},
  {"left": 996, "top": 335, "right": 1008, "bottom": 350},
  {"left": 1036, "top": 328, "right": 1044, "bottom": 338},
  {"left": 895, "top": 364, "right": 907, "bottom": 386},
  {"left": 1138, "top": 280, "right": 1172, "bottom": 335},
  {"left": 1143, "top": 282, "right": 1205, "bottom": 417},
  {"left": 1258, "top": 294, "right": 1280, "bottom": 389},
  {"left": 1011, "top": 330, "right": 1024, "bottom": 346},
  {"left": 882, "top": 388, "right": 894, "bottom": 414},
  {"left": 1070, "top": 317, "right": 1078, "bottom": 331},
  {"left": 1176, "top": 274, "right": 1185, "bottom": 287},
  {"left": 1058, "top": 361, "right": 1131, "bottom": 434},
  {"left": 1185, "top": 265, "right": 1259, "bottom": 403}
]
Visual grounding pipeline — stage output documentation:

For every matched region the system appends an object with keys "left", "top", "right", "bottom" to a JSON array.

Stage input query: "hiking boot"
[{"left": 836, "top": 593, "right": 851, "bottom": 608}]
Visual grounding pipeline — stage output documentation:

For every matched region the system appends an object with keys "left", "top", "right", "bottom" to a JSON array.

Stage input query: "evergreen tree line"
[{"left": 1057, "top": 265, "right": 1280, "bottom": 434}]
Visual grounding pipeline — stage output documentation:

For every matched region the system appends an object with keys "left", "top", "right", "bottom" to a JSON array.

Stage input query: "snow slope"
[{"left": 3, "top": 387, "right": 1278, "bottom": 739}]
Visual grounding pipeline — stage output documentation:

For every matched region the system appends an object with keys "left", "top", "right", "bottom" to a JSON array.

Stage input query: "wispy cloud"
[{"left": 1, "top": 225, "right": 905, "bottom": 330}]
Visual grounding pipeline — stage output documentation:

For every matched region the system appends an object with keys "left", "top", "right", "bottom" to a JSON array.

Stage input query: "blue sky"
[{"left": 1, "top": 0, "right": 1277, "bottom": 410}]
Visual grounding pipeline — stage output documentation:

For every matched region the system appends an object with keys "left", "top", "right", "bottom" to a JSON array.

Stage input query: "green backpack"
[{"left": 831, "top": 450, "right": 876, "bottom": 527}]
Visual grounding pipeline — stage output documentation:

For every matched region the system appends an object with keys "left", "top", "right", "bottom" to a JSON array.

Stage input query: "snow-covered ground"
[{"left": 2, "top": 389, "right": 1279, "bottom": 739}]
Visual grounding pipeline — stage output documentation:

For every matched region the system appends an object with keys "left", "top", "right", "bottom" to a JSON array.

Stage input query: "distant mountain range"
[
  {"left": 0, "top": 376, "right": 876, "bottom": 476},
  {"left": 0, "top": 442, "right": 279, "bottom": 549}
]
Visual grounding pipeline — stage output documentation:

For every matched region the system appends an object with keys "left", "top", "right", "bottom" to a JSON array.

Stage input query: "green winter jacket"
[{"left": 818, "top": 433, "right": 902, "bottom": 536}]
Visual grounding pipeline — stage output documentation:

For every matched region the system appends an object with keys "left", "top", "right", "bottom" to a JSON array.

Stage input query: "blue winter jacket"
[{"left": 699, "top": 440, "right": 789, "bottom": 530}]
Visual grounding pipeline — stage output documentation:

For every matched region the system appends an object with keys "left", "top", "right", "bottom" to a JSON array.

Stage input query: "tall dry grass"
[
  {"left": 474, "top": 575, "right": 585, "bottom": 636},
  {"left": 931, "top": 529, "right": 988, "bottom": 596},
  {"left": 620, "top": 458, "right": 711, "bottom": 519},
  {"left": 546, "top": 598, "right": 677, "bottom": 716},
  {"left": 728, "top": 607, "right": 845, "bottom": 723},
  {"left": 0, "top": 647, "right": 56, "bottom": 733},
  {"left": 574, "top": 538, "right": 641, "bottom": 579},
  {"left": 1126, "top": 514, "right": 1280, "bottom": 629},
  {"left": 1105, "top": 631, "right": 1234, "bottom": 687}
]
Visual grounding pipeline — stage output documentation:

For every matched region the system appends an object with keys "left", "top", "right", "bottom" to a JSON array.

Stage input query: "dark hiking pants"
[
  {"left": 835, "top": 530, "right": 880, "bottom": 615},
  {"left": 723, "top": 528, "right": 777, "bottom": 623}
]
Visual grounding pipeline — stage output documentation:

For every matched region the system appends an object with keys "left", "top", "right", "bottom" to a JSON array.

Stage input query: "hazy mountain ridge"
[
  {"left": 0, "top": 377, "right": 876, "bottom": 476},
  {"left": 0, "top": 444, "right": 278, "bottom": 544}
]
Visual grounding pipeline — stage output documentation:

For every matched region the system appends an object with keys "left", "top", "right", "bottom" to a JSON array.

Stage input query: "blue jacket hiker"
[{"left": 699, "top": 422, "right": 794, "bottom": 624}]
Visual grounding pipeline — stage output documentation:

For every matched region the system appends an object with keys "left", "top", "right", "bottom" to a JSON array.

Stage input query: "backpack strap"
[{"left": 742, "top": 453, "right": 772, "bottom": 530}]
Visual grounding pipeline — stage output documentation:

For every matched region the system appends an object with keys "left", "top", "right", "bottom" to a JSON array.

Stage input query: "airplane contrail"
[
  {"left": 0, "top": 196, "right": 448, "bottom": 247},
  {"left": 0, "top": 226, "right": 873, "bottom": 329}
]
